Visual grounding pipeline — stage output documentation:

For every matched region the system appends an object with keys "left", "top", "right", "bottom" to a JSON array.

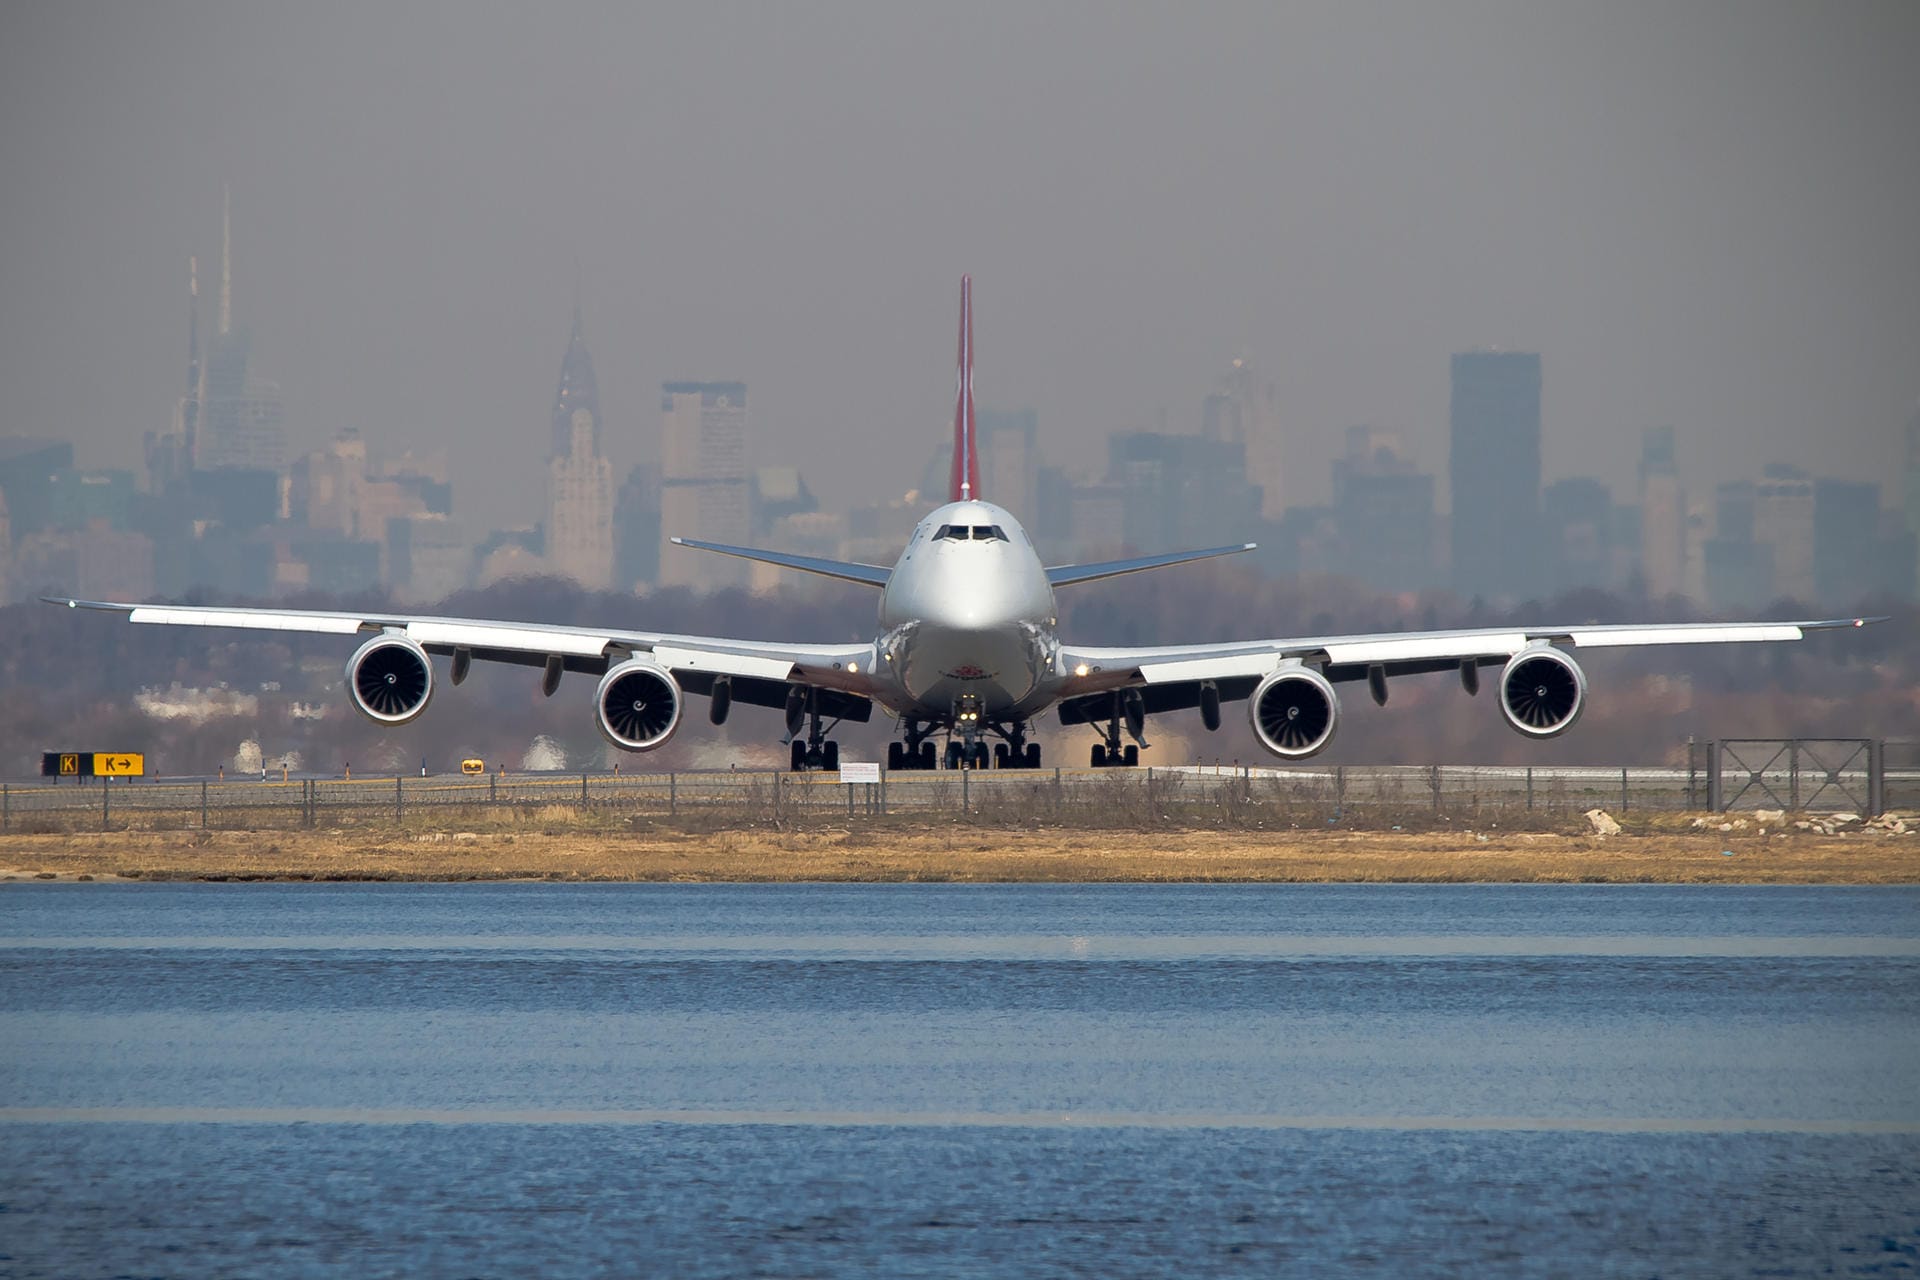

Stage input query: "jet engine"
[
  {"left": 1498, "top": 645, "right": 1586, "bottom": 739},
  {"left": 595, "top": 659, "right": 683, "bottom": 752},
  {"left": 1248, "top": 665, "right": 1340, "bottom": 759},
  {"left": 346, "top": 633, "right": 434, "bottom": 725}
]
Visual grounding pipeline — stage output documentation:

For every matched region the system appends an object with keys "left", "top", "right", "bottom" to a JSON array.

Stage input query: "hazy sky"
[{"left": 2, "top": 2, "right": 1915, "bottom": 527}]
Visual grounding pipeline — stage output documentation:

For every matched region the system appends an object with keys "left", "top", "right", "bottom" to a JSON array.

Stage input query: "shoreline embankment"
[{"left": 2, "top": 814, "right": 1915, "bottom": 884}]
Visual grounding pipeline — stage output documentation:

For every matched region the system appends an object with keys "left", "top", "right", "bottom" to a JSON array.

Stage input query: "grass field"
[{"left": 2, "top": 809, "right": 1915, "bottom": 884}]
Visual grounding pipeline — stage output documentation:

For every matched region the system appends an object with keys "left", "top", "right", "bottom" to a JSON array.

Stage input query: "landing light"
[
  {"left": 848, "top": 662, "right": 859, "bottom": 673},
  {"left": 1074, "top": 663, "right": 1089, "bottom": 677}
]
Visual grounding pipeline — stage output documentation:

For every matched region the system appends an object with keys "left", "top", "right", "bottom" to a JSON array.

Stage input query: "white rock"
[
  {"left": 1585, "top": 809, "right": 1622, "bottom": 836},
  {"left": 1691, "top": 817, "right": 1710, "bottom": 829},
  {"left": 1753, "top": 809, "right": 1785, "bottom": 825},
  {"left": 1718, "top": 823, "right": 1734, "bottom": 833},
  {"left": 1829, "top": 813, "right": 1860, "bottom": 825}
]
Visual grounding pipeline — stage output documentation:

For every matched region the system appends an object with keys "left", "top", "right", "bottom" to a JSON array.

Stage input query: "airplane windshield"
[{"left": 934, "top": 524, "right": 1009, "bottom": 542}]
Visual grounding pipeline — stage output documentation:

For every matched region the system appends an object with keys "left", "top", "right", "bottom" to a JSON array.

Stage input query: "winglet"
[{"left": 950, "top": 274, "right": 980, "bottom": 503}]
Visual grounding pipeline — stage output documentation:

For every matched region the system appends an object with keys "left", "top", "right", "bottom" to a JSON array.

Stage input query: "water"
[{"left": 2, "top": 883, "right": 1916, "bottom": 1277}]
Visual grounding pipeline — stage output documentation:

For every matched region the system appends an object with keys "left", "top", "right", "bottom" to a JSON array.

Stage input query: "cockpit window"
[{"left": 935, "top": 524, "right": 1009, "bottom": 542}]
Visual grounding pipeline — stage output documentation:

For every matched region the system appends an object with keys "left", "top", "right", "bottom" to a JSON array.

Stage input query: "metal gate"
[{"left": 1707, "top": 739, "right": 1883, "bottom": 816}]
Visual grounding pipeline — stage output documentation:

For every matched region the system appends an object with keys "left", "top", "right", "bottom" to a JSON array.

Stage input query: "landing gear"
[
  {"left": 888, "top": 723, "right": 941, "bottom": 770},
  {"left": 789, "top": 738, "right": 841, "bottom": 772},
  {"left": 891, "top": 718, "right": 1041, "bottom": 770},
  {"left": 1090, "top": 691, "right": 1146, "bottom": 767},
  {"left": 786, "top": 691, "right": 841, "bottom": 771}
]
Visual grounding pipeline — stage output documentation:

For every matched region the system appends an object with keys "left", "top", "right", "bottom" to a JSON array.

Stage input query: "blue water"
[{"left": 2, "top": 883, "right": 1917, "bottom": 1277}]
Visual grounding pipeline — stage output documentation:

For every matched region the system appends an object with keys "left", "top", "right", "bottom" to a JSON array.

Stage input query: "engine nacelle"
[
  {"left": 1499, "top": 645, "right": 1586, "bottom": 739},
  {"left": 346, "top": 633, "right": 434, "bottom": 725},
  {"left": 1248, "top": 665, "right": 1340, "bottom": 760},
  {"left": 595, "top": 659, "right": 683, "bottom": 752}
]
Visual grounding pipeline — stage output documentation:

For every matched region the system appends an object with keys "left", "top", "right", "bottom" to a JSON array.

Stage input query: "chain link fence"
[{"left": 9, "top": 745, "right": 1900, "bottom": 833}]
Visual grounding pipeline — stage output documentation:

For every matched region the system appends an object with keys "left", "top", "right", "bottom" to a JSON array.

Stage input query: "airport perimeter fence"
[{"left": 4, "top": 740, "right": 1907, "bottom": 833}]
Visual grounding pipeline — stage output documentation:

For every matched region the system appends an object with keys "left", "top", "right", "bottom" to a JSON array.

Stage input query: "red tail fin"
[{"left": 949, "top": 274, "right": 980, "bottom": 503}]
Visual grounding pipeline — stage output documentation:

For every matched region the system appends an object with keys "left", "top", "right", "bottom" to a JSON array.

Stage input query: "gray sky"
[{"left": 2, "top": 1, "right": 1914, "bottom": 526}]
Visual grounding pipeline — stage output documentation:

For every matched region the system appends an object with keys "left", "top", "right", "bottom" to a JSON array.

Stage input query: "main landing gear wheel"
[
  {"left": 945, "top": 742, "right": 964, "bottom": 770},
  {"left": 790, "top": 738, "right": 841, "bottom": 772},
  {"left": 1025, "top": 742, "right": 1041, "bottom": 769}
]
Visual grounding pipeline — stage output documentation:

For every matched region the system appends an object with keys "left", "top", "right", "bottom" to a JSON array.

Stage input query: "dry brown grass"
[{"left": 1, "top": 818, "right": 1915, "bottom": 883}]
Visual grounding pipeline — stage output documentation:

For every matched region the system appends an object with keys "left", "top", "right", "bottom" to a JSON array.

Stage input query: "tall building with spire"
[
  {"left": 197, "top": 186, "right": 288, "bottom": 473},
  {"left": 544, "top": 302, "right": 614, "bottom": 589}
]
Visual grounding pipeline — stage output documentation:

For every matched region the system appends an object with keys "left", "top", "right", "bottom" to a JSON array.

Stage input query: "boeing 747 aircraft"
[{"left": 49, "top": 277, "right": 1879, "bottom": 771}]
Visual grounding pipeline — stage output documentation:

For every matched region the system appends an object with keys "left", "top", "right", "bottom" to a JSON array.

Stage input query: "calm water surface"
[{"left": 1, "top": 882, "right": 1916, "bottom": 1277}]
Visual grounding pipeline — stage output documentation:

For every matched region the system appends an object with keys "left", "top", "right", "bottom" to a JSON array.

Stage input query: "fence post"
[
  {"left": 1686, "top": 742, "right": 1697, "bottom": 811},
  {"left": 1431, "top": 765, "right": 1441, "bottom": 812},
  {"left": 2, "top": 783, "right": 8, "bottom": 833},
  {"left": 1526, "top": 766, "right": 1534, "bottom": 810},
  {"left": 489, "top": 772, "right": 497, "bottom": 804},
  {"left": 1335, "top": 766, "right": 1346, "bottom": 815},
  {"left": 669, "top": 772, "right": 677, "bottom": 816},
  {"left": 1622, "top": 767, "right": 1629, "bottom": 814},
  {"left": 395, "top": 776, "right": 403, "bottom": 822},
  {"left": 581, "top": 772, "right": 589, "bottom": 804},
  {"left": 962, "top": 762, "right": 970, "bottom": 813},
  {"left": 201, "top": 779, "right": 208, "bottom": 828},
  {"left": 102, "top": 776, "right": 110, "bottom": 832},
  {"left": 1707, "top": 743, "right": 1722, "bottom": 813},
  {"left": 1869, "top": 739, "right": 1884, "bottom": 818}
]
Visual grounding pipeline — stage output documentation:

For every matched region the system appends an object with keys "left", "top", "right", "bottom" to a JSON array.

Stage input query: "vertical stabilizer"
[{"left": 949, "top": 274, "right": 980, "bottom": 503}]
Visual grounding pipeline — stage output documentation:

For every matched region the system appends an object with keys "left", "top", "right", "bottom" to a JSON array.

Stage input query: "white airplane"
[{"left": 50, "top": 276, "right": 1880, "bottom": 773}]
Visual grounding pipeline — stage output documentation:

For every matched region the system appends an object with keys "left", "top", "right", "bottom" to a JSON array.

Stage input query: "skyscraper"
[
  {"left": 658, "top": 381, "right": 749, "bottom": 590},
  {"left": 144, "top": 257, "right": 202, "bottom": 495},
  {"left": 1753, "top": 463, "right": 1815, "bottom": 603},
  {"left": 1208, "top": 358, "right": 1284, "bottom": 518},
  {"left": 1638, "top": 426, "right": 1685, "bottom": 600},
  {"left": 978, "top": 408, "right": 1038, "bottom": 521},
  {"left": 1449, "top": 351, "right": 1542, "bottom": 600},
  {"left": 196, "top": 188, "right": 287, "bottom": 474},
  {"left": 544, "top": 303, "right": 613, "bottom": 590}
]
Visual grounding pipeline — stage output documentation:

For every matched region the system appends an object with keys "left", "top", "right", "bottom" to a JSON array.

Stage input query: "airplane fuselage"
[{"left": 873, "top": 500, "right": 1061, "bottom": 727}]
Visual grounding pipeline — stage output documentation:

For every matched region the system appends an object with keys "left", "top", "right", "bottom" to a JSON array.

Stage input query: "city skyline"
[
  {"left": 2, "top": 4, "right": 1914, "bottom": 530},
  {"left": 1, "top": 227, "right": 1914, "bottom": 612}
]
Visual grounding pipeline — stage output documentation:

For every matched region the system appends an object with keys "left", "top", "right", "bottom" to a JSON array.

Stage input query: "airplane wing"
[
  {"left": 43, "top": 597, "right": 880, "bottom": 721},
  {"left": 668, "top": 538, "right": 892, "bottom": 588},
  {"left": 1054, "top": 616, "right": 1884, "bottom": 722},
  {"left": 1045, "top": 543, "right": 1256, "bottom": 588}
]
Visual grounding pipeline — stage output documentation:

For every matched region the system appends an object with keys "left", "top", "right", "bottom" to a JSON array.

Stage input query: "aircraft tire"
[
  {"left": 1123, "top": 745, "right": 1139, "bottom": 767},
  {"left": 945, "top": 742, "right": 963, "bottom": 770},
  {"left": 919, "top": 741, "right": 937, "bottom": 770},
  {"left": 1091, "top": 744, "right": 1106, "bottom": 768},
  {"left": 790, "top": 740, "right": 807, "bottom": 772},
  {"left": 823, "top": 741, "right": 840, "bottom": 772},
  {"left": 888, "top": 742, "right": 905, "bottom": 770},
  {"left": 1025, "top": 743, "right": 1041, "bottom": 769}
]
